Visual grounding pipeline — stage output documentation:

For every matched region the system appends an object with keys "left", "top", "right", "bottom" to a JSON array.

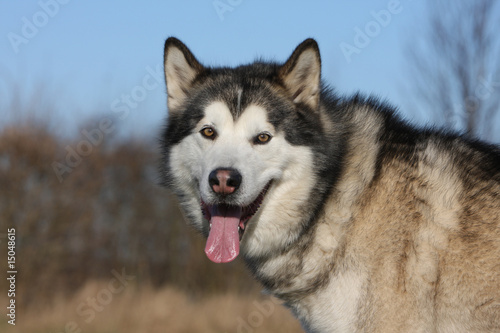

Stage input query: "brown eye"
[
  {"left": 200, "top": 127, "right": 216, "bottom": 139},
  {"left": 255, "top": 132, "right": 272, "bottom": 144}
]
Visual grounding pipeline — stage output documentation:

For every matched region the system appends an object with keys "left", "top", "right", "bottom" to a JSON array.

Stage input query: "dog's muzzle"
[{"left": 202, "top": 167, "right": 271, "bottom": 264}]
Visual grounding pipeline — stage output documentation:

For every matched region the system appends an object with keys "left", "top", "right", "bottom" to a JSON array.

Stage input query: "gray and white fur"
[{"left": 160, "top": 37, "right": 500, "bottom": 332}]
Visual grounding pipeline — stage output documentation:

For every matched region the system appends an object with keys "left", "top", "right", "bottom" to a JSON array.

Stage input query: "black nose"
[{"left": 209, "top": 168, "right": 242, "bottom": 195}]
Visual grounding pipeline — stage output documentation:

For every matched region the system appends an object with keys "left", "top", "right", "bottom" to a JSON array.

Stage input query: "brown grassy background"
[
  {"left": 0, "top": 284, "right": 302, "bottom": 333},
  {"left": 0, "top": 123, "right": 303, "bottom": 332}
]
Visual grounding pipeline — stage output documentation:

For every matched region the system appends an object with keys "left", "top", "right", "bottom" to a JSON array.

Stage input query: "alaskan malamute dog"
[{"left": 160, "top": 37, "right": 500, "bottom": 332}]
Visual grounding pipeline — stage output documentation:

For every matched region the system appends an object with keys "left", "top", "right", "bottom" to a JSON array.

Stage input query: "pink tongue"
[{"left": 205, "top": 205, "right": 242, "bottom": 263}]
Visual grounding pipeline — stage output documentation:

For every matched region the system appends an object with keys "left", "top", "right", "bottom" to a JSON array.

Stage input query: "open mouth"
[{"left": 201, "top": 182, "right": 271, "bottom": 263}]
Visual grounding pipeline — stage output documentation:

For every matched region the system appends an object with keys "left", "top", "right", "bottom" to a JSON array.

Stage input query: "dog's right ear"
[
  {"left": 164, "top": 37, "right": 205, "bottom": 111},
  {"left": 279, "top": 38, "right": 321, "bottom": 110}
]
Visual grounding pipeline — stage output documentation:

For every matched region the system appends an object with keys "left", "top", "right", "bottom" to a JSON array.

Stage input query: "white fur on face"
[
  {"left": 242, "top": 144, "right": 315, "bottom": 257},
  {"left": 168, "top": 101, "right": 316, "bottom": 254},
  {"left": 195, "top": 102, "right": 282, "bottom": 206}
]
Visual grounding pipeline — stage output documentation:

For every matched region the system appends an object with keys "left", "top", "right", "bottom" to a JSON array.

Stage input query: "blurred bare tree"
[{"left": 407, "top": 0, "right": 500, "bottom": 141}]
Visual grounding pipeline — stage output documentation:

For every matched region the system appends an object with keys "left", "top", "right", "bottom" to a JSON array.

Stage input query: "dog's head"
[{"left": 161, "top": 38, "right": 341, "bottom": 263}]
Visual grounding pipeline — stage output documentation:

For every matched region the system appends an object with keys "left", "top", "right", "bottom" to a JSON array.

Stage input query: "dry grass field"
[{"left": 1, "top": 282, "right": 303, "bottom": 333}]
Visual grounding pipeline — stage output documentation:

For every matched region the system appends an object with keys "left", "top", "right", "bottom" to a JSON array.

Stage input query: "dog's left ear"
[
  {"left": 164, "top": 37, "right": 205, "bottom": 111},
  {"left": 279, "top": 39, "right": 321, "bottom": 110}
]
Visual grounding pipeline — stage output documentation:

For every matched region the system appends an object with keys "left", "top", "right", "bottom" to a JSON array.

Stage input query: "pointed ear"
[
  {"left": 164, "top": 37, "right": 205, "bottom": 110},
  {"left": 278, "top": 39, "right": 321, "bottom": 110}
]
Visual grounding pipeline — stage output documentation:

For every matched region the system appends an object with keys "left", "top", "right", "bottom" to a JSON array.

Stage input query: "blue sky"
[{"left": 1, "top": 1, "right": 498, "bottom": 141}]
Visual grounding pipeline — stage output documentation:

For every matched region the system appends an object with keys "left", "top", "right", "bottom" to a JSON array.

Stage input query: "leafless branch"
[{"left": 405, "top": 0, "right": 500, "bottom": 141}]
